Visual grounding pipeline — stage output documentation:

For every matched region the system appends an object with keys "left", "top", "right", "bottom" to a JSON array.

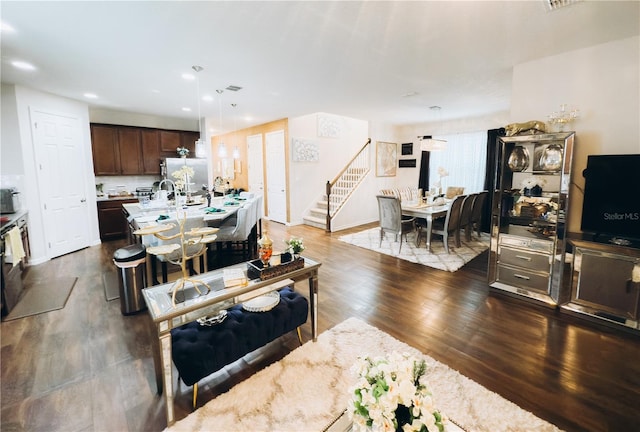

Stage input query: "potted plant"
[{"left": 285, "top": 237, "right": 305, "bottom": 259}]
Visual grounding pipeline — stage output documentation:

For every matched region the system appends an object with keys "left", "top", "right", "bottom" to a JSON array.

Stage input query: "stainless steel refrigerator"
[{"left": 162, "top": 158, "right": 209, "bottom": 196}]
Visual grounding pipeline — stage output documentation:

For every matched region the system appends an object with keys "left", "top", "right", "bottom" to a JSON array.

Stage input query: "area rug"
[
  {"left": 4, "top": 277, "right": 77, "bottom": 321},
  {"left": 165, "top": 317, "right": 561, "bottom": 432},
  {"left": 338, "top": 228, "right": 489, "bottom": 272},
  {"left": 102, "top": 270, "right": 119, "bottom": 301}
]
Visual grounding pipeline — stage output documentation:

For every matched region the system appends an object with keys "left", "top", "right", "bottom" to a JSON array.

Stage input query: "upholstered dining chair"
[
  {"left": 429, "top": 194, "right": 465, "bottom": 254},
  {"left": 376, "top": 195, "right": 415, "bottom": 254},
  {"left": 469, "top": 191, "right": 488, "bottom": 239},
  {"left": 459, "top": 193, "right": 478, "bottom": 242},
  {"left": 445, "top": 186, "right": 465, "bottom": 199},
  {"left": 214, "top": 198, "right": 258, "bottom": 260}
]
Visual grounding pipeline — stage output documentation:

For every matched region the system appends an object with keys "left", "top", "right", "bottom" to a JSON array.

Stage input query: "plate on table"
[{"left": 242, "top": 291, "right": 280, "bottom": 312}]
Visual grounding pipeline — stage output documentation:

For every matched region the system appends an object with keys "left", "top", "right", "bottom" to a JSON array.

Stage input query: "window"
[{"left": 428, "top": 131, "right": 487, "bottom": 194}]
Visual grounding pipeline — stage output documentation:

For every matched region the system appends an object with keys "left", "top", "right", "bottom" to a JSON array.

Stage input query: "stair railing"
[{"left": 325, "top": 138, "right": 371, "bottom": 232}]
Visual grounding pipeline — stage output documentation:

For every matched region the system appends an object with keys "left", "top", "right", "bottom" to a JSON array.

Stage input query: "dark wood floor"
[{"left": 2, "top": 220, "right": 639, "bottom": 431}]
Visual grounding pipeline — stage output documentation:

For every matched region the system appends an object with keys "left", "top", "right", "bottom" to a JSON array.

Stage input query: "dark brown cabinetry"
[
  {"left": 91, "top": 124, "right": 120, "bottom": 175},
  {"left": 141, "top": 129, "right": 161, "bottom": 175},
  {"left": 97, "top": 199, "right": 138, "bottom": 241},
  {"left": 91, "top": 124, "right": 143, "bottom": 175},
  {"left": 91, "top": 124, "right": 199, "bottom": 176},
  {"left": 117, "top": 127, "right": 142, "bottom": 174},
  {"left": 160, "top": 130, "right": 181, "bottom": 152}
]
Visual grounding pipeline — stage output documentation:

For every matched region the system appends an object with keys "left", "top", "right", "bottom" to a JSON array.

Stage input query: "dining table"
[{"left": 401, "top": 200, "right": 450, "bottom": 252}]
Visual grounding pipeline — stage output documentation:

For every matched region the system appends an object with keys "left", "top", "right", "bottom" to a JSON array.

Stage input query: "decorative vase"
[{"left": 258, "top": 231, "right": 273, "bottom": 266}]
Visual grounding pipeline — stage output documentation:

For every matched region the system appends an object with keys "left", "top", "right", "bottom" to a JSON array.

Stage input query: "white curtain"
[{"left": 428, "top": 131, "right": 487, "bottom": 194}]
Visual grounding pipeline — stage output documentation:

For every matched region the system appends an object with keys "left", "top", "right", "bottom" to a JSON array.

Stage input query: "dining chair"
[
  {"left": 376, "top": 195, "right": 415, "bottom": 254},
  {"left": 152, "top": 215, "right": 209, "bottom": 285},
  {"left": 459, "top": 193, "right": 478, "bottom": 242},
  {"left": 214, "top": 199, "right": 258, "bottom": 261},
  {"left": 429, "top": 194, "right": 465, "bottom": 254},
  {"left": 445, "top": 186, "right": 465, "bottom": 199},
  {"left": 469, "top": 191, "right": 488, "bottom": 239}
]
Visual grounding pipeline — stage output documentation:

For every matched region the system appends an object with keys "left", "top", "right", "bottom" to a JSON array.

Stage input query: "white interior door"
[
  {"left": 247, "top": 134, "right": 264, "bottom": 195},
  {"left": 265, "top": 130, "right": 287, "bottom": 224},
  {"left": 31, "top": 109, "right": 90, "bottom": 258}
]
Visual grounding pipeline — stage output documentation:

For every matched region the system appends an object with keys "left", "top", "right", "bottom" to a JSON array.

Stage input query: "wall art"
[
  {"left": 376, "top": 141, "right": 397, "bottom": 177},
  {"left": 292, "top": 138, "right": 320, "bottom": 162},
  {"left": 399, "top": 159, "right": 416, "bottom": 168},
  {"left": 401, "top": 143, "right": 413, "bottom": 155},
  {"left": 317, "top": 114, "right": 341, "bottom": 138}
]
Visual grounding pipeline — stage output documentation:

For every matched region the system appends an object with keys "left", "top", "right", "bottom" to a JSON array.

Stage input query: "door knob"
[{"left": 80, "top": 198, "right": 86, "bottom": 203}]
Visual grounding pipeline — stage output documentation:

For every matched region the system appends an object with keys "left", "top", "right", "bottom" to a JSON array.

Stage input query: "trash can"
[{"left": 113, "top": 244, "right": 147, "bottom": 315}]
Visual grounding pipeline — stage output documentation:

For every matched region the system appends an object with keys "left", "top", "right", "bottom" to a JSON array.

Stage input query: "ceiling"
[{"left": 2, "top": 1, "right": 638, "bottom": 133}]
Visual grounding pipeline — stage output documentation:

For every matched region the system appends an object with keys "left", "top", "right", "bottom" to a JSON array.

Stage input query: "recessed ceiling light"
[
  {"left": 182, "top": 73, "right": 195, "bottom": 80},
  {"left": 182, "top": 107, "right": 192, "bottom": 112},
  {"left": 151, "top": 89, "right": 160, "bottom": 94},
  {"left": 84, "top": 93, "right": 98, "bottom": 99},
  {"left": 11, "top": 60, "right": 36, "bottom": 71},
  {"left": 202, "top": 95, "right": 213, "bottom": 102},
  {"left": 402, "top": 92, "right": 418, "bottom": 98}
]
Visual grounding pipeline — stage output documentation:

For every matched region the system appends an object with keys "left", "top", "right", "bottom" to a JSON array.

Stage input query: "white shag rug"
[
  {"left": 165, "top": 318, "right": 561, "bottom": 432},
  {"left": 338, "top": 228, "right": 489, "bottom": 272}
]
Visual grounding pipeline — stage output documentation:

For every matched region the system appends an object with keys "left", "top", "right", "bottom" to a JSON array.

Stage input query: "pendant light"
[
  {"left": 217, "top": 89, "right": 227, "bottom": 157},
  {"left": 231, "top": 103, "right": 240, "bottom": 159},
  {"left": 419, "top": 106, "right": 447, "bottom": 151},
  {"left": 192, "top": 65, "right": 206, "bottom": 158}
]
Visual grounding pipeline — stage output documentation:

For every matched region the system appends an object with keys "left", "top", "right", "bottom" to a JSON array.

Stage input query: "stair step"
[
  {"left": 309, "top": 208, "right": 325, "bottom": 218},
  {"left": 303, "top": 215, "right": 326, "bottom": 230}
]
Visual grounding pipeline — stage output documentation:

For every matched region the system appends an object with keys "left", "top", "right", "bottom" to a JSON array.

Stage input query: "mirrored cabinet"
[{"left": 488, "top": 132, "right": 575, "bottom": 306}]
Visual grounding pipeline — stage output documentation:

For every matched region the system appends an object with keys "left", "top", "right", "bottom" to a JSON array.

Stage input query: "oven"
[{"left": 1, "top": 214, "right": 29, "bottom": 316}]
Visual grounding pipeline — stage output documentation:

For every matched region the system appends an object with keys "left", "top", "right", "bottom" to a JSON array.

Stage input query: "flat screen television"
[{"left": 581, "top": 154, "right": 640, "bottom": 243}]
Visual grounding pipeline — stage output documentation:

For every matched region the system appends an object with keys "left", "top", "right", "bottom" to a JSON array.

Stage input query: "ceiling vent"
[
  {"left": 545, "top": 0, "right": 581, "bottom": 11},
  {"left": 226, "top": 85, "right": 242, "bottom": 92}
]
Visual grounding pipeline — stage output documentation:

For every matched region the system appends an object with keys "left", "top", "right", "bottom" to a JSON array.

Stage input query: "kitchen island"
[{"left": 123, "top": 198, "right": 248, "bottom": 284}]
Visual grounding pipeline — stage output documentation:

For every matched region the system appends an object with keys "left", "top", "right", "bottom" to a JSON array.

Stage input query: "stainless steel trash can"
[{"left": 113, "top": 244, "right": 147, "bottom": 315}]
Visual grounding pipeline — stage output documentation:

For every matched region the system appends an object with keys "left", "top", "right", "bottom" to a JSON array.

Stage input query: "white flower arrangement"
[
  {"left": 172, "top": 166, "right": 195, "bottom": 193},
  {"left": 349, "top": 352, "right": 446, "bottom": 432},
  {"left": 285, "top": 237, "right": 305, "bottom": 255},
  {"left": 521, "top": 176, "right": 547, "bottom": 189}
]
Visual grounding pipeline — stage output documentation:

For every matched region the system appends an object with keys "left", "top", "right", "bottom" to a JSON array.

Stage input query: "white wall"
[
  {"left": 4, "top": 85, "right": 100, "bottom": 264},
  {"left": 1, "top": 84, "right": 26, "bottom": 193},
  {"left": 511, "top": 35, "right": 640, "bottom": 232},
  {"left": 89, "top": 108, "right": 198, "bottom": 131},
  {"left": 287, "top": 113, "right": 370, "bottom": 229}
]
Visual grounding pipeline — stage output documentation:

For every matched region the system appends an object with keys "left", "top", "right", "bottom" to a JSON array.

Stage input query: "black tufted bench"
[{"left": 171, "top": 287, "right": 309, "bottom": 406}]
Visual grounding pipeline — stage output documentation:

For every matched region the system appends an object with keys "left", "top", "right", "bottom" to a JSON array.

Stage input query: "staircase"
[{"left": 302, "top": 138, "right": 371, "bottom": 232}]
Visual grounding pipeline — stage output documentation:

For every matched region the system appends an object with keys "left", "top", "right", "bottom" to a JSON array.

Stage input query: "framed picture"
[
  {"left": 317, "top": 114, "right": 341, "bottom": 138},
  {"left": 376, "top": 141, "right": 397, "bottom": 177},
  {"left": 401, "top": 143, "right": 413, "bottom": 155},
  {"left": 292, "top": 137, "right": 319, "bottom": 162},
  {"left": 399, "top": 159, "right": 416, "bottom": 168}
]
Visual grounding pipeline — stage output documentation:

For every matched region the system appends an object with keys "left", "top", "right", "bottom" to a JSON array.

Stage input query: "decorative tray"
[
  {"left": 242, "top": 291, "right": 280, "bottom": 312},
  {"left": 247, "top": 255, "right": 304, "bottom": 281}
]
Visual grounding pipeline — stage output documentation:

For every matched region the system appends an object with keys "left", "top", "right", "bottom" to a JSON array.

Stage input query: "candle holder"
[{"left": 134, "top": 211, "right": 218, "bottom": 307}]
